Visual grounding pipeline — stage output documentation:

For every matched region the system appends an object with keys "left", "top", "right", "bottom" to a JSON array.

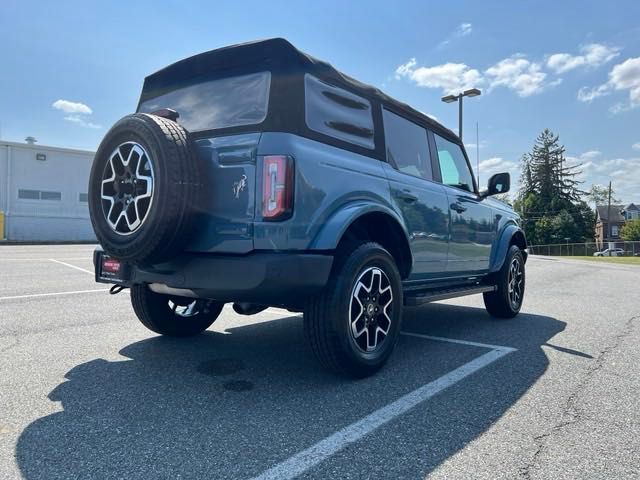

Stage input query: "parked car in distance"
[
  {"left": 594, "top": 248, "right": 625, "bottom": 257},
  {"left": 88, "top": 38, "right": 528, "bottom": 378}
]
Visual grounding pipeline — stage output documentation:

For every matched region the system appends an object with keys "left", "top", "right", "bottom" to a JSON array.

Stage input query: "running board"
[{"left": 404, "top": 285, "right": 496, "bottom": 306}]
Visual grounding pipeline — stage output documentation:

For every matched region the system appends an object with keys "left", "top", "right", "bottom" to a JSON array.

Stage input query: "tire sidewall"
[
  {"left": 88, "top": 115, "right": 183, "bottom": 261},
  {"left": 332, "top": 244, "right": 403, "bottom": 370},
  {"left": 501, "top": 246, "right": 525, "bottom": 314}
]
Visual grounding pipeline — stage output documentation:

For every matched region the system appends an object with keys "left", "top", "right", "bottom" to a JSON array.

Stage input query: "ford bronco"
[{"left": 88, "top": 38, "right": 527, "bottom": 377}]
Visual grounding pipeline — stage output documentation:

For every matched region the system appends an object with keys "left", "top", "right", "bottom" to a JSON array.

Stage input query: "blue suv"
[{"left": 88, "top": 38, "right": 527, "bottom": 377}]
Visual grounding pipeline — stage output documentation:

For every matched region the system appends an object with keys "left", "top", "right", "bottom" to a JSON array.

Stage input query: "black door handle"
[
  {"left": 450, "top": 202, "right": 467, "bottom": 213},
  {"left": 396, "top": 190, "right": 418, "bottom": 203}
]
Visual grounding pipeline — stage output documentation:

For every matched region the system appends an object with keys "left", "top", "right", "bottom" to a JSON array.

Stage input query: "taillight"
[{"left": 262, "top": 155, "right": 294, "bottom": 221}]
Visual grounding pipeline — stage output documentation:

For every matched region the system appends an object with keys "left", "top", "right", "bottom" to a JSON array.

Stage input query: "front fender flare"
[{"left": 489, "top": 223, "right": 527, "bottom": 273}]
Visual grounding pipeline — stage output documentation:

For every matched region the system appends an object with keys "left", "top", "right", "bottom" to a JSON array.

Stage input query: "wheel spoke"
[
  {"left": 100, "top": 142, "right": 155, "bottom": 235},
  {"left": 348, "top": 266, "right": 394, "bottom": 353}
]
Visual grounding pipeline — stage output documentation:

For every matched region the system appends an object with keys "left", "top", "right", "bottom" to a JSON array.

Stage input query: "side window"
[
  {"left": 434, "top": 134, "right": 474, "bottom": 192},
  {"left": 304, "top": 74, "right": 374, "bottom": 149},
  {"left": 382, "top": 109, "right": 432, "bottom": 180}
]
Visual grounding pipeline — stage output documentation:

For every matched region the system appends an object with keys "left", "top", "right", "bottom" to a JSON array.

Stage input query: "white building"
[{"left": 0, "top": 140, "right": 96, "bottom": 242}]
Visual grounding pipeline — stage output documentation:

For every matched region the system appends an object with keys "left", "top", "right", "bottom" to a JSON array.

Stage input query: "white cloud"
[
  {"left": 465, "top": 140, "right": 488, "bottom": 150},
  {"left": 580, "top": 150, "right": 602, "bottom": 160},
  {"left": 608, "top": 57, "right": 640, "bottom": 106},
  {"left": 577, "top": 84, "right": 610, "bottom": 102},
  {"left": 546, "top": 43, "right": 620, "bottom": 74},
  {"left": 64, "top": 115, "right": 102, "bottom": 129},
  {"left": 632, "top": 142, "right": 640, "bottom": 151},
  {"left": 571, "top": 155, "right": 640, "bottom": 204},
  {"left": 456, "top": 23, "right": 472, "bottom": 37},
  {"left": 395, "top": 59, "right": 482, "bottom": 95},
  {"left": 485, "top": 56, "right": 548, "bottom": 97},
  {"left": 52, "top": 99, "right": 93, "bottom": 114},
  {"left": 438, "top": 22, "right": 473, "bottom": 48},
  {"left": 577, "top": 56, "right": 640, "bottom": 110},
  {"left": 478, "top": 157, "right": 518, "bottom": 187}
]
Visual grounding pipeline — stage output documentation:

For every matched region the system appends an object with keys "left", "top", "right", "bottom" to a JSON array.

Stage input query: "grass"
[{"left": 565, "top": 256, "right": 640, "bottom": 265}]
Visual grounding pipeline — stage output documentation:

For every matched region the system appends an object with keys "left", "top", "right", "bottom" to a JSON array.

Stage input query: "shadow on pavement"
[{"left": 16, "top": 304, "right": 565, "bottom": 479}]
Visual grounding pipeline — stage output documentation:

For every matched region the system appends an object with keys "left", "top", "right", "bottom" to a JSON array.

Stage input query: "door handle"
[
  {"left": 396, "top": 190, "right": 418, "bottom": 203},
  {"left": 450, "top": 202, "right": 467, "bottom": 213}
]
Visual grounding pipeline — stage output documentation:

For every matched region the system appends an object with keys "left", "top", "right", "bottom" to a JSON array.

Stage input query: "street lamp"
[{"left": 441, "top": 88, "right": 481, "bottom": 141}]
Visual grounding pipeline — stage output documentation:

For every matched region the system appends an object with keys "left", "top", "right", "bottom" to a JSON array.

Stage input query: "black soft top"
[{"left": 141, "top": 38, "right": 460, "bottom": 155}]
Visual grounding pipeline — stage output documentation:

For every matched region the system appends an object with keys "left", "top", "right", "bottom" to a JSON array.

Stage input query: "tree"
[
  {"left": 586, "top": 184, "right": 620, "bottom": 207},
  {"left": 493, "top": 193, "right": 512, "bottom": 205},
  {"left": 620, "top": 219, "right": 640, "bottom": 241},
  {"left": 514, "top": 129, "right": 593, "bottom": 245}
]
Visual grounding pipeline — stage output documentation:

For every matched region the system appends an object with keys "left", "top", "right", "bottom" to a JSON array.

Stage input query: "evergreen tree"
[{"left": 514, "top": 129, "right": 593, "bottom": 245}]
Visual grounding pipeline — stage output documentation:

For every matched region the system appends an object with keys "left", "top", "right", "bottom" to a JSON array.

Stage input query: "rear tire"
[
  {"left": 483, "top": 245, "right": 525, "bottom": 318},
  {"left": 304, "top": 242, "right": 403, "bottom": 378},
  {"left": 130, "top": 285, "right": 224, "bottom": 337}
]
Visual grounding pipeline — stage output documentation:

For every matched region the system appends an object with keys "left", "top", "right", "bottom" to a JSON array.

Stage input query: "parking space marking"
[
  {"left": 0, "top": 289, "right": 108, "bottom": 302},
  {"left": 401, "top": 331, "right": 517, "bottom": 352},
  {"left": 48, "top": 258, "right": 93, "bottom": 275},
  {"left": 252, "top": 336, "right": 516, "bottom": 480},
  {"left": 0, "top": 256, "right": 92, "bottom": 262}
]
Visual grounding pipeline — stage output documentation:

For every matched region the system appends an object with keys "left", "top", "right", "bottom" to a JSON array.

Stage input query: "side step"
[{"left": 404, "top": 285, "right": 496, "bottom": 306}]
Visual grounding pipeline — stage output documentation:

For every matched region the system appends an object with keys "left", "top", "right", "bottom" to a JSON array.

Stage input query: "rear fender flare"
[{"left": 310, "top": 201, "right": 411, "bottom": 252}]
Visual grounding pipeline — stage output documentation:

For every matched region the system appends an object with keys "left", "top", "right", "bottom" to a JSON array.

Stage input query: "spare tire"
[{"left": 88, "top": 113, "right": 201, "bottom": 264}]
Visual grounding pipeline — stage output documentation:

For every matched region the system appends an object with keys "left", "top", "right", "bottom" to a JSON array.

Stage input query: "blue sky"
[{"left": 1, "top": 0, "right": 639, "bottom": 203}]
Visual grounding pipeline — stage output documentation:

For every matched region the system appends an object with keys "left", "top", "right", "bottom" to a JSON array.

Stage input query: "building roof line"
[{"left": 0, "top": 141, "right": 95, "bottom": 156}]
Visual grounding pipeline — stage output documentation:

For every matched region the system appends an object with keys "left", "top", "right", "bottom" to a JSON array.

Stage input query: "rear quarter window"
[
  {"left": 304, "top": 74, "right": 375, "bottom": 150},
  {"left": 138, "top": 71, "right": 271, "bottom": 132}
]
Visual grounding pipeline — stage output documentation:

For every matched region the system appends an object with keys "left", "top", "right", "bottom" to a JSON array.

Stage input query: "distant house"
[
  {"left": 624, "top": 203, "right": 640, "bottom": 221},
  {"left": 595, "top": 203, "right": 639, "bottom": 247}
]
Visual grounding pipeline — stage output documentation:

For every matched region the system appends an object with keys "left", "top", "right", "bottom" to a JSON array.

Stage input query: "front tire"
[
  {"left": 304, "top": 243, "right": 403, "bottom": 378},
  {"left": 130, "top": 285, "right": 224, "bottom": 337},
  {"left": 483, "top": 245, "right": 525, "bottom": 318}
]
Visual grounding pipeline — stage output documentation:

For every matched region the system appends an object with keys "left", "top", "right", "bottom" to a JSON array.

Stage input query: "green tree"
[
  {"left": 514, "top": 129, "right": 592, "bottom": 245},
  {"left": 620, "top": 219, "right": 640, "bottom": 241},
  {"left": 586, "top": 184, "right": 619, "bottom": 207}
]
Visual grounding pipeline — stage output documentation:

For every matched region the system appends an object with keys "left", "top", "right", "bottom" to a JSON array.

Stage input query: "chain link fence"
[{"left": 529, "top": 241, "right": 640, "bottom": 257}]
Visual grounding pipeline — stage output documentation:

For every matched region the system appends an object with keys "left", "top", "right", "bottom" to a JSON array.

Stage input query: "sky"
[{"left": 1, "top": 0, "right": 639, "bottom": 204}]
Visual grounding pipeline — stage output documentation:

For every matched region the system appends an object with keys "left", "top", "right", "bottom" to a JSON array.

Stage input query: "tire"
[
  {"left": 304, "top": 242, "right": 403, "bottom": 378},
  {"left": 483, "top": 245, "right": 525, "bottom": 318},
  {"left": 88, "top": 113, "right": 201, "bottom": 264},
  {"left": 130, "top": 285, "right": 224, "bottom": 337}
]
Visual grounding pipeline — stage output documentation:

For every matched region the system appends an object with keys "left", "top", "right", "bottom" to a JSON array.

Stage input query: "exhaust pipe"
[{"left": 232, "top": 303, "right": 268, "bottom": 316}]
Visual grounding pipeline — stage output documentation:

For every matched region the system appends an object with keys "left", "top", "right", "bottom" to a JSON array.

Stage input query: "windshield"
[{"left": 138, "top": 71, "right": 271, "bottom": 131}]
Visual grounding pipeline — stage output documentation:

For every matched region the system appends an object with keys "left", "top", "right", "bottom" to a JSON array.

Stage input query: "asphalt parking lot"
[{"left": 0, "top": 245, "right": 638, "bottom": 479}]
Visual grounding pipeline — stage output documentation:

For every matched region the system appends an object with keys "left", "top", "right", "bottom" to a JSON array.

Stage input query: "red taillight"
[{"left": 262, "top": 155, "right": 294, "bottom": 220}]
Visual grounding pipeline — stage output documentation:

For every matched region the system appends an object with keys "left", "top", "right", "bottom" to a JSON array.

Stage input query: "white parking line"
[
  {"left": 48, "top": 258, "right": 93, "bottom": 275},
  {"left": 0, "top": 256, "right": 92, "bottom": 261},
  {"left": 0, "top": 289, "right": 108, "bottom": 302},
  {"left": 251, "top": 336, "right": 516, "bottom": 480}
]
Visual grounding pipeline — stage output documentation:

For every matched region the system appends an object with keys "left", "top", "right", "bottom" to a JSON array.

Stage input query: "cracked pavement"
[{"left": 1, "top": 245, "right": 639, "bottom": 479}]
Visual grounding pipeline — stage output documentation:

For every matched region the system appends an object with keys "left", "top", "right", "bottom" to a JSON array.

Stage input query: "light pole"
[{"left": 441, "top": 88, "right": 481, "bottom": 142}]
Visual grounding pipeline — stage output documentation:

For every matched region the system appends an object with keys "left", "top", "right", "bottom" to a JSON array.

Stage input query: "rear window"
[
  {"left": 138, "top": 71, "right": 271, "bottom": 132},
  {"left": 304, "top": 74, "right": 374, "bottom": 149}
]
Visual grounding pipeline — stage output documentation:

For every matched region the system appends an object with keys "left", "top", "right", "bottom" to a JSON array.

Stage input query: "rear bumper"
[{"left": 93, "top": 248, "right": 333, "bottom": 307}]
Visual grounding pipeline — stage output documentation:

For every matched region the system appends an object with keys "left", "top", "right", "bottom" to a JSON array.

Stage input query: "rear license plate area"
[{"left": 98, "top": 254, "right": 129, "bottom": 283}]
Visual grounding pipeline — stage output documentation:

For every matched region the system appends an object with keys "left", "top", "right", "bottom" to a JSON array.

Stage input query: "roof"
[
  {"left": 141, "top": 38, "right": 459, "bottom": 143},
  {"left": 596, "top": 205, "right": 626, "bottom": 222},
  {"left": 0, "top": 140, "right": 94, "bottom": 156},
  {"left": 625, "top": 203, "right": 639, "bottom": 211}
]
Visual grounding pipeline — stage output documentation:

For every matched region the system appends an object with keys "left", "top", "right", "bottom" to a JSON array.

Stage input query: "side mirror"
[{"left": 482, "top": 172, "right": 510, "bottom": 198}]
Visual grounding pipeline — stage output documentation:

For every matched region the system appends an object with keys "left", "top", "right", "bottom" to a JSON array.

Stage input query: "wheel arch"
[
  {"left": 490, "top": 223, "right": 528, "bottom": 273},
  {"left": 310, "top": 203, "right": 413, "bottom": 279}
]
